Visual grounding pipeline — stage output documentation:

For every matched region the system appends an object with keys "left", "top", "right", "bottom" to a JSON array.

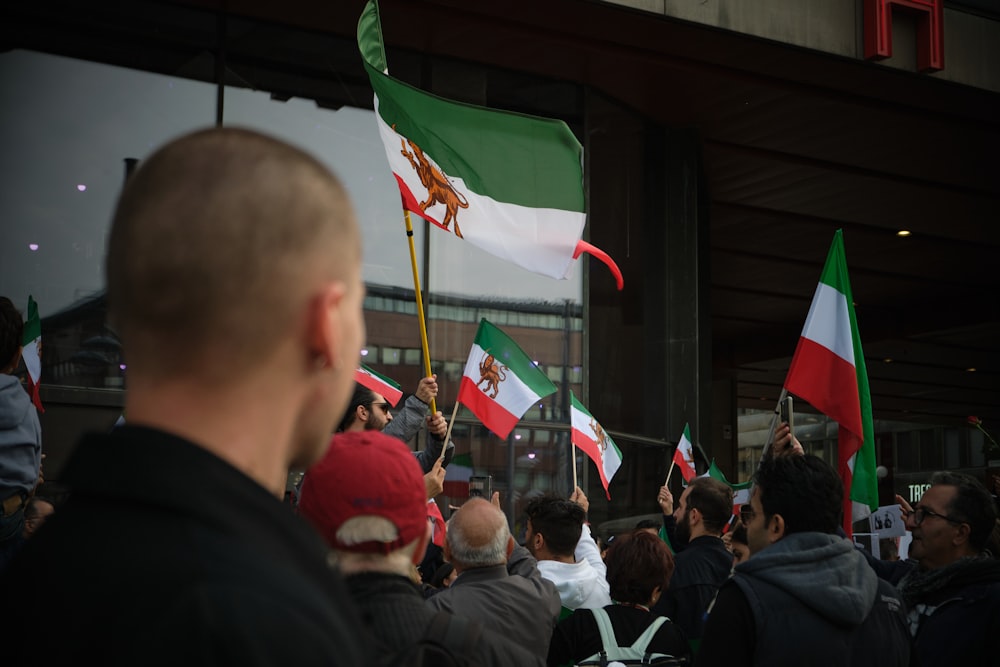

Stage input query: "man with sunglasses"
[
  {"left": 338, "top": 379, "right": 454, "bottom": 473},
  {"left": 891, "top": 471, "right": 1000, "bottom": 666},
  {"left": 697, "top": 454, "right": 910, "bottom": 667}
]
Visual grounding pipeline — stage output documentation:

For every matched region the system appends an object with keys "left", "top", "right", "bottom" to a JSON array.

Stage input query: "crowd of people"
[{"left": 1, "top": 127, "right": 998, "bottom": 666}]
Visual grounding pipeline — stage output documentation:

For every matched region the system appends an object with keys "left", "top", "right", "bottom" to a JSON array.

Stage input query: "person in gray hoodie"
[
  {"left": 697, "top": 454, "right": 910, "bottom": 667},
  {"left": 0, "top": 296, "right": 42, "bottom": 571}
]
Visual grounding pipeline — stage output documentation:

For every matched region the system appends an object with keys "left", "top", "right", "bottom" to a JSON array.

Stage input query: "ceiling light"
[
  {"left": 896, "top": 230, "right": 911, "bottom": 237},
  {"left": 966, "top": 367, "right": 977, "bottom": 372},
  {"left": 883, "top": 358, "right": 893, "bottom": 363}
]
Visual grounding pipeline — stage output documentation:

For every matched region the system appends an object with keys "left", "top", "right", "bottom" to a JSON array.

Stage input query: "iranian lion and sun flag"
[{"left": 358, "top": 0, "right": 623, "bottom": 289}]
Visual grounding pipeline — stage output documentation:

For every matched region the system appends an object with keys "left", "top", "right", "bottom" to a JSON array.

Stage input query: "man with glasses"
[
  {"left": 892, "top": 471, "right": 1000, "bottom": 666},
  {"left": 696, "top": 454, "right": 910, "bottom": 667}
]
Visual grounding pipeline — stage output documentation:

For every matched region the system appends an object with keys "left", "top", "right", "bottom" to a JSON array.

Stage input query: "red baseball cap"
[{"left": 297, "top": 430, "right": 427, "bottom": 554}]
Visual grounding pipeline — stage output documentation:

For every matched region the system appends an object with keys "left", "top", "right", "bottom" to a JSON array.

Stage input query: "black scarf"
[{"left": 898, "top": 554, "right": 1000, "bottom": 607}]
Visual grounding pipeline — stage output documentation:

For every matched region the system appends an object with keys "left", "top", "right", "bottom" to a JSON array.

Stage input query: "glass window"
[{"left": 382, "top": 347, "right": 401, "bottom": 365}]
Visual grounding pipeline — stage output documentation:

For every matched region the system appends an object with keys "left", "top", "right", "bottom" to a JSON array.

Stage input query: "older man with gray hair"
[{"left": 427, "top": 495, "right": 561, "bottom": 657}]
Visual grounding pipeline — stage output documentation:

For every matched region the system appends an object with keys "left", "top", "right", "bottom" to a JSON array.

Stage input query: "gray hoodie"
[
  {"left": 734, "top": 531, "right": 878, "bottom": 626},
  {"left": 0, "top": 374, "right": 42, "bottom": 497}
]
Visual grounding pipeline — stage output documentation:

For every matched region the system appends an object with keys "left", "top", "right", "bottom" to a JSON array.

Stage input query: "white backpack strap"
[
  {"left": 591, "top": 607, "right": 620, "bottom": 656},
  {"left": 630, "top": 615, "right": 668, "bottom": 655}
]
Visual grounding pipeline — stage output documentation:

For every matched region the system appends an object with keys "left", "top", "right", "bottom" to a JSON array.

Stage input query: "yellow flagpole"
[{"left": 403, "top": 209, "right": 436, "bottom": 415}]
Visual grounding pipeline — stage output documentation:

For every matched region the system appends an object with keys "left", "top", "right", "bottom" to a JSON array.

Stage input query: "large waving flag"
[
  {"left": 570, "top": 392, "right": 623, "bottom": 499},
  {"left": 784, "top": 230, "right": 877, "bottom": 535},
  {"left": 357, "top": 0, "right": 623, "bottom": 289},
  {"left": 354, "top": 363, "right": 404, "bottom": 407},
  {"left": 22, "top": 295, "right": 43, "bottom": 413},
  {"left": 457, "top": 319, "right": 557, "bottom": 439},
  {"left": 672, "top": 423, "right": 697, "bottom": 482}
]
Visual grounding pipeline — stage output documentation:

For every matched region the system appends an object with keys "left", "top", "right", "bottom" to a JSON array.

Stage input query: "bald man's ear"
[
  {"left": 505, "top": 535, "right": 515, "bottom": 560},
  {"left": 307, "top": 282, "right": 348, "bottom": 372},
  {"left": 443, "top": 536, "right": 452, "bottom": 563}
]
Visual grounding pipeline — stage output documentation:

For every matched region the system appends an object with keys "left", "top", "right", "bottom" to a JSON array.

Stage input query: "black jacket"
[
  {"left": 0, "top": 426, "right": 371, "bottom": 667},
  {"left": 651, "top": 534, "right": 733, "bottom": 645}
]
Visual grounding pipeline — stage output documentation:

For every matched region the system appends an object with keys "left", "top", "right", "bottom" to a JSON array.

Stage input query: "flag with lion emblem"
[
  {"left": 570, "top": 392, "right": 622, "bottom": 499},
  {"left": 457, "top": 319, "right": 557, "bottom": 439},
  {"left": 357, "top": 0, "right": 623, "bottom": 288}
]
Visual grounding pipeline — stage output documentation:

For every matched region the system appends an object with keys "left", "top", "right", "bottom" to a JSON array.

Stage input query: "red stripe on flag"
[
  {"left": 442, "top": 481, "right": 470, "bottom": 497},
  {"left": 458, "top": 376, "right": 519, "bottom": 438},
  {"left": 394, "top": 173, "right": 454, "bottom": 234},
  {"left": 785, "top": 336, "right": 862, "bottom": 436},
  {"left": 27, "top": 377, "right": 44, "bottom": 413},
  {"left": 572, "top": 426, "right": 611, "bottom": 498},
  {"left": 839, "top": 429, "right": 863, "bottom": 536}
]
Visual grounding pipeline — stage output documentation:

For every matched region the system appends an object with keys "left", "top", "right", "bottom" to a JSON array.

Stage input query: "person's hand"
[
  {"left": 773, "top": 422, "right": 804, "bottom": 457},
  {"left": 426, "top": 411, "right": 447, "bottom": 438},
  {"left": 424, "top": 459, "right": 445, "bottom": 499},
  {"left": 657, "top": 485, "right": 673, "bottom": 515},
  {"left": 415, "top": 375, "right": 438, "bottom": 405},
  {"left": 895, "top": 493, "right": 914, "bottom": 518},
  {"left": 570, "top": 485, "right": 589, "bottom": 515},
  {"left": 490, "top": 491, "right": 501, "bottom": 511}
]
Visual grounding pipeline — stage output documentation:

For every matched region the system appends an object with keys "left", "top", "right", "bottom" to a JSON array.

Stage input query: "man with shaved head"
[
  {"left": 0, "top": 127, "right": 369, "bottom": 666},
  {"left": 427, "top": 495, "right": 561, "bottom": 657}
]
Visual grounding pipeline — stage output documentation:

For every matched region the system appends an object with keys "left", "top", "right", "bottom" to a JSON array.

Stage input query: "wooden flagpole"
[
  {"left": 437, "top": 400, "right": 461, "bottom": 465},
  {"left": 663, "top": 459, "right": 677, "bottom": 487},
  {"left": 403, "top": 209, "right": 436, "bottom": 415}
]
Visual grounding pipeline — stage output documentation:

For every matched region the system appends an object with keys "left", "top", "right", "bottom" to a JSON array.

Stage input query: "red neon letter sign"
[{"left": 864, "top": 0, "right": 944, "bottom": 72}]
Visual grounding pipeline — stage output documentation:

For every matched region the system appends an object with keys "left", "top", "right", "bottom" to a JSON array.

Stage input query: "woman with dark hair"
[{"left": 547, "top": 530, "right": 691, "bottom": 666}]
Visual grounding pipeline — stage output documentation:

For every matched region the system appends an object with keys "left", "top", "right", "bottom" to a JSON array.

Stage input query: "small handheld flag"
[
  {"left": 570, "top": 392, "right": 623, "bottom": 500},
  {"left": 456, "top": 319, "right": 557, "bottom": 439}
]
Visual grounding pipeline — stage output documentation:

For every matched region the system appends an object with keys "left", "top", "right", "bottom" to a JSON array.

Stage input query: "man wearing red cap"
[{"left": 298, "top": 430, "right": 543, "bottom": 666}]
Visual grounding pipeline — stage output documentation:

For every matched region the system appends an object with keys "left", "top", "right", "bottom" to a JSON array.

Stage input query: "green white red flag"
[
  {"left": 22, "top": 295, "right": 43, "bottom": 413},
  {"left": 354, "top": 363, "right": 403, "bottom": 407},
  {"left": 784, "top": 230, "right": 877, "bottom": 536},
  {"left": 357, "top": 0, "right": 622, "bottom": 288},
  {"left": 442, "top": 452, "right": 474, "bottom": 497},
  {"left": 672, "top": 423, "right": 697, "bottom": 482},
  {"left": 570, "top": 392, "right": 622, "bottom": 499},
  {"left": 457, "top": 319, "right": 557, "bottom": 439}
]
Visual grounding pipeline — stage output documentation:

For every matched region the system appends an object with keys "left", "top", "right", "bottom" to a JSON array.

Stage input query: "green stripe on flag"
[
  {"left": 22, "top": 295, "right": 40, "bottom": 343},
  {"left": 474, "top": 319, "right": 556, "bottom": 398}
]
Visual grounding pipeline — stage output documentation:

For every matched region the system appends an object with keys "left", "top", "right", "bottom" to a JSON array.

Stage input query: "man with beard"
[
  {"left": 337, "top": 380, "right": 453, "bottom": 473},
  {"left": 651, "top": 476, "right": 733, "bottom": 653}
]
